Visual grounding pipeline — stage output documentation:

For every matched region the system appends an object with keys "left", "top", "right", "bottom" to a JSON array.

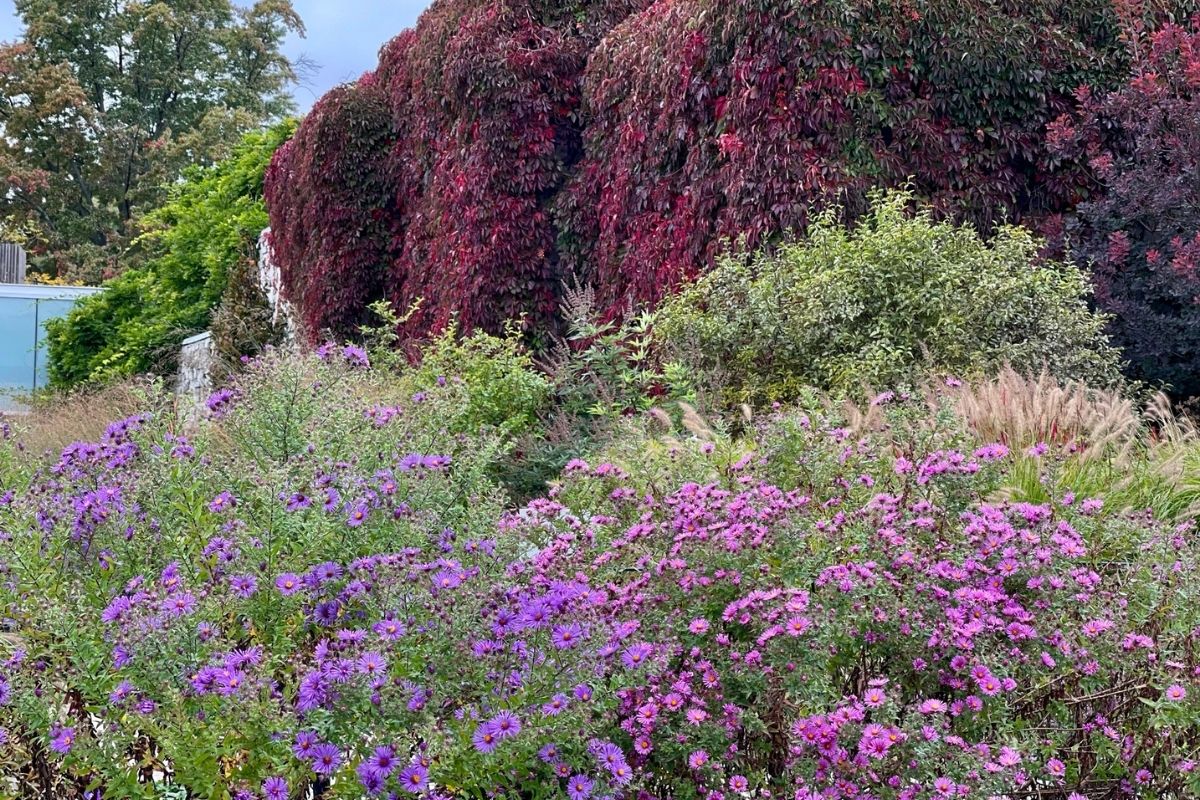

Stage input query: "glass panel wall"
[{"left": 0, "top": 286, "right": 102, "bottom": 412}]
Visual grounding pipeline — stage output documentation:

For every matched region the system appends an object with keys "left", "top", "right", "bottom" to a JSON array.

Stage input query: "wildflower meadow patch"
[{"left": 1, "top": 351, "right": 1199, "bottom": 799}]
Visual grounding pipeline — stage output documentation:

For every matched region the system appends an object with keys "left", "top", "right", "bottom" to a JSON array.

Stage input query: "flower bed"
[{"left": 1, "top": 352, "right": 1198, "bottom": 799}]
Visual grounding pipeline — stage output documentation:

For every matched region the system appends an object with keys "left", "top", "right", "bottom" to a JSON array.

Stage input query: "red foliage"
[
  {"left": 376, "top": 1, "right": 611, "bottom": 343},
  {"left": 264, "top": 79, "right": 396, "bottom": 341},
  {"left": 559, "top": 0, "right": 1142, "bottom": 313},
  {"left": 266, "top": 0, "right": 1183, "bottom": 343},
  {"left": 1048, "top": 16, "right": 1200, "bottom": 396},
  {"left": 268, "top": 0, "right": 643, "bottom": 343}
]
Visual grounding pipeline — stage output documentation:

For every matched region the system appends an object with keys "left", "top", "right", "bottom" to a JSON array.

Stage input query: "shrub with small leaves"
[{"left": 655, "top": 191, "right": 1124, "bottom": 404}]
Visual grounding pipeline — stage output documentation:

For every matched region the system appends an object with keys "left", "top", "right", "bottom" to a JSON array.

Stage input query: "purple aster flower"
[
  {"left": 551, "top": 623, "right": 584, "bottom": 649},
  {"left": 230, "top": 575, "right": 257, "bottom": 598},
  {"left": 358, "top": 768, "right": 384, "bottom": 795},
  {"left": 284, "top": 492, "right": 311, "bottom": 512},
  {"left": 567, "top": 775, "right": 594, "bottom": 800},
  {"left": 342, "top": 345, "right": 369, "bottom": 367},
  {"left": 431, "top": 569, "right": 463, "bottom": 591},
  {"left": 373, "top": 618, "right": 406, "bottom": 640},
  {"left": 0, "top": 674, "right": 11, "bottom": 705},
  {"left": 574, "top": 684, "right": 593, "bottom": 702},
  {"left": 346, "top": 501, "right": 369, "bottom": 528},
  {"left": 542, "top": 693, "right": 569, "bottom": 716},
  {"left": 108, "top": 680, "right": 134, "bottom": 705},
  {"left": 397, "top": 763, "right": 429, "bottom": 793},
  {"left": 309, "top": 743, "right": 341, "bottom": 775},
  {"left": 594, "top": 742, "right": 625, "bottom": 770},
  {"left": 621, "top": 642, "right": 653, "bottom": 669},
  {"left": 488, "top": 710, "right": 521, "bottom": 739},
  {"left": 262, "top": 777, "right": 288, "bottom": 800},
  {"left": 50, "top": 726, "right": 76, "bottom": 754},
  {"left": 313, "top": 600, "right": 340, "bottom": 626},
  {"left": 159, "top": 561, "right": 182, "bottom": 592},
  {"left": 161, "top": 591, "right": 197, "bottom": 617},
  {"left": 310, "top": 561, "right": 342, "bottom": 584},
  {"left": 421, "top": 454, "right": 451, "bottom": 470},
  {"left": 275, "top": 573, "right": 301, "bottom": 595},
  {"left": 292, "top": 731, "right": 319, "bottom": 759},
  {"left": 366, "top": 745, "right": 398, "bottom": 777},
  {"left": 215, "top": 669, "right": 247, "bottom": 696},
  {"left": 206, "top": 388, "right": 236, "bottom": 417},
  {"left": 208, "top": 492, "right": 236, "bottom": 513},
  {"left": 472, "top": 723, "right": 499, "bottom": 753},
  {"left": 358, "top": 651, "right": 387, "bottom": 677}
]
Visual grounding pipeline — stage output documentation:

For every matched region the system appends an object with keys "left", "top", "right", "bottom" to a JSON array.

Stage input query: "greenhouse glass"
[{"left": 0, "top": 285, "right": 102, "bottom": 412}]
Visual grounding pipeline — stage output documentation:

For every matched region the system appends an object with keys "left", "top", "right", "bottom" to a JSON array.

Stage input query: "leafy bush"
[
  {"left": 655, "top": 191, "right": 1124, "bottom": 403},
  {"left": 45, "top": 120, "right": 295, "bottom": 388},
  {"left": 1047, "top": 16, "right": 1200, "bottom": 396},
  {"left": 412, "top": 324, "right": 552, "bottom": 438},
  {"left": 264, "top": 0, "right": 1177, "bottom": 343},
  {"left": 3, "top": 353, "right": 1200, "bottom": 799}
]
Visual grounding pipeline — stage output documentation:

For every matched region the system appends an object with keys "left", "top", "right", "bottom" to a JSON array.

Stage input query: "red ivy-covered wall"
[
  {"left": 264, "top": 78, "right": 396, "bottom": 338},
  {"left": 266, "top": 0, "right": 1186, "bottom": 344}
]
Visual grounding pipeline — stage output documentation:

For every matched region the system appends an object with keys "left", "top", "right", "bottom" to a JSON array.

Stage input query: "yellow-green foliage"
[
  {"left": 655, "top": 191, "right": 1123, "bottom": 404},
  {"left": 416, "top": 324, "right": 552, "bottom": 438}
]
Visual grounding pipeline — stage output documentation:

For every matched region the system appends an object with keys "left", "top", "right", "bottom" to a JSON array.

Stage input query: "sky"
[{"left": 0, "top": 0, "right": 432, "bottom": 112}]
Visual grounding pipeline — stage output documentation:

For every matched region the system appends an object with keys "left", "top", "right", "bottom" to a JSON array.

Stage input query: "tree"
[
  {"left": 45, "top": 120, "right": 295, "bottom": 388},
  {"left": 0, "top": 0, "right": 303, "bottom": 282}
]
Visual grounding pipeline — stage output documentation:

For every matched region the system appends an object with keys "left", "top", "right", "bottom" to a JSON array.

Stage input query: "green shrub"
[
  {"left": 414, "top": 323, "right": 552, "bottom": 439},
  {"left": 45, "top": 120, "right": 295, "bottom": 388},
  {"left": 655, "top": 190, "right": 1124, "bottom": 404}
]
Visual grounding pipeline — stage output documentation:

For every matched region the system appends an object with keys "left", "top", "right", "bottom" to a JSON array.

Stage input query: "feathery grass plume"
[{"left": 945, "top": 367, "right": 1140, "bottom": 462}]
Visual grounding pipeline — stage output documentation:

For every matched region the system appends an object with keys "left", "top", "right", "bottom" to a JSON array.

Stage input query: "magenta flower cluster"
[{"left": 2, "top": 353, "right": 1199, "bottom": 800}]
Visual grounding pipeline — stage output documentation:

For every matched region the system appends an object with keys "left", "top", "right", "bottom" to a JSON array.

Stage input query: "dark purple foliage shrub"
[{"left": 1048, "top": 16, "right": 1200, "bottom": 396}]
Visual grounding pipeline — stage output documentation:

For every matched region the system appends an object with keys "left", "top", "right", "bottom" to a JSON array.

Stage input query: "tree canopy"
[
  {"left": 0, "top": 0, "right": 303, "bottom": 281},
  {"left": 45, "top": 119, "right": 296, "bottom": 388}
]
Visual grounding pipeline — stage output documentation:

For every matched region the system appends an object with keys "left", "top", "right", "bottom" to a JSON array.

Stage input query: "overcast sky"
[{"left": 0, "top": 1, "right": 431, "bottom": 112}]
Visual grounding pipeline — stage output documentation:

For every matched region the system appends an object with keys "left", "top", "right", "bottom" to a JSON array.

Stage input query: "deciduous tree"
[{"left": 0, "top": 0, "right": 303, "bottom": 281}]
